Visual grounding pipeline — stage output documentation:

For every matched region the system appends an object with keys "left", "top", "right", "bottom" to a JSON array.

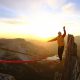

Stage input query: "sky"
[{"left": 0, "top": 0, "right": 80, "bottom": 40}]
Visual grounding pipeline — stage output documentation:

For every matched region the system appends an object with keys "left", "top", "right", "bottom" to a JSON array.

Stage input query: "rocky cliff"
[
  {"left": 53, "top": 34, "right": 80, "bottom": 80},
  {"left": 0, "top": 34, "right": 80, "bottom": 80},
  {"left": 62, "top": 34, "right": 80, "bottom": 80}
]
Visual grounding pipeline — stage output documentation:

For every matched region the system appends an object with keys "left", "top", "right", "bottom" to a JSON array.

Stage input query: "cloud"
[
  {"left": 0, "top": 0, "right": 80, "bottom": 37},
  {"left": 44, "top": 0, "right": 66, "bottom": 7},
  {"left": 62, "top": 2, "right": 76, "bottom": 14},
  {"left": 0, "top": 17, "right": 30, "bottom": 25},
  {"left": 0, "top": 0, "right": 67, "bottom": 16},
  {"left": 0, "top": 5, "right": 17, "bottom": 18}
]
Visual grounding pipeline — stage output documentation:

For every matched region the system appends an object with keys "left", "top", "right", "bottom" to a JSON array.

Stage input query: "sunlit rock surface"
[
  {"left": 62, "top": 34, "right": 80, "bottom": 80},
  {"left": 0, "top": 35, "right": 79, "bottom": 80},
  {"left": 53, "top": 34, "right": 80, "bottom": 80}
]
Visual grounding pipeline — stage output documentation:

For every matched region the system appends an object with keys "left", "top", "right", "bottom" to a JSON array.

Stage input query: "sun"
[{"left": 22, "top": 13, "right": 61, "bottom": 39}]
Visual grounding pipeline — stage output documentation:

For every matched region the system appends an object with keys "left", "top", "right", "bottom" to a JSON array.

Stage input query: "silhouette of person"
[{"left": 48, "top": 26, "right": 66, "bottom": 61}]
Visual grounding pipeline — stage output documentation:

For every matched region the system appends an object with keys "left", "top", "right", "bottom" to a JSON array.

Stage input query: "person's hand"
[{"left": 63, "top": 26, "right": 65, "bottom": 30}]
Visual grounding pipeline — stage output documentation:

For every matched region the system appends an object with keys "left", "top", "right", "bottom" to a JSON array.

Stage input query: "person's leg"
[
  {"left": 60, "top": 46, "right": 64, "bottom": 61},
  {"left": 58, "top": 47, "right": 61, "bottom": 61},
  {"left": 58, "top": 46, "right": 64, "bottom": 61}
]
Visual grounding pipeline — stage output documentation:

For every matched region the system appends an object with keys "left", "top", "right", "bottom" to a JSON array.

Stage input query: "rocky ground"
[{"left": 0, "top": 34, "right": 80, "bottom": 80}]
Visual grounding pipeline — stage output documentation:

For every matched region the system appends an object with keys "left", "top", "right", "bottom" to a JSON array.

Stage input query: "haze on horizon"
[{"left": 0, "top": 0, "right": 80, "bottom": 41}]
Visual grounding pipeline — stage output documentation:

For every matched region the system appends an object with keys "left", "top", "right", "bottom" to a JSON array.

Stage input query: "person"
[{"left": 48, "top": 26, "right": 66, "bottom": 61}]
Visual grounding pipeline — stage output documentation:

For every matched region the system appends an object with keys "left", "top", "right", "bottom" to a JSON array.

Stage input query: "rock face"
[
  {"left": 0, "top": 73, "right": 16, "bottom": 80},
  {"left": 0, "top": 34, "right": 80, "bottom": 80},
  {"left": 54, "top": 72, "right": 62, "bottom": 80},
  {"left": 53, "top": 34, "right": 80, "bottom": 80},
  {"left": 62, "top": 34, "right": 80, "bottom": 80}
]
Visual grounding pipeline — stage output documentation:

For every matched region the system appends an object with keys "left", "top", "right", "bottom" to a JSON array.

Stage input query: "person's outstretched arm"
[
  {"left": 62, "top": 26, "right": 66, "bottom": 37},
  {"left": 48, "top": 37, "right": 57, "bottom": 42}
]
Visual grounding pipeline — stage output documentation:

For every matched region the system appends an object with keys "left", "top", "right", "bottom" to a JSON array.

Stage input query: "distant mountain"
[
  {"left": 0, "top": 38, "right": 58, "bottom": 80},
  {"left": 0, "top": 38, "right": 57, "bottom": 60},
  {"left": 0, "top": 38, "right": 63, "bottom": 80}
]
